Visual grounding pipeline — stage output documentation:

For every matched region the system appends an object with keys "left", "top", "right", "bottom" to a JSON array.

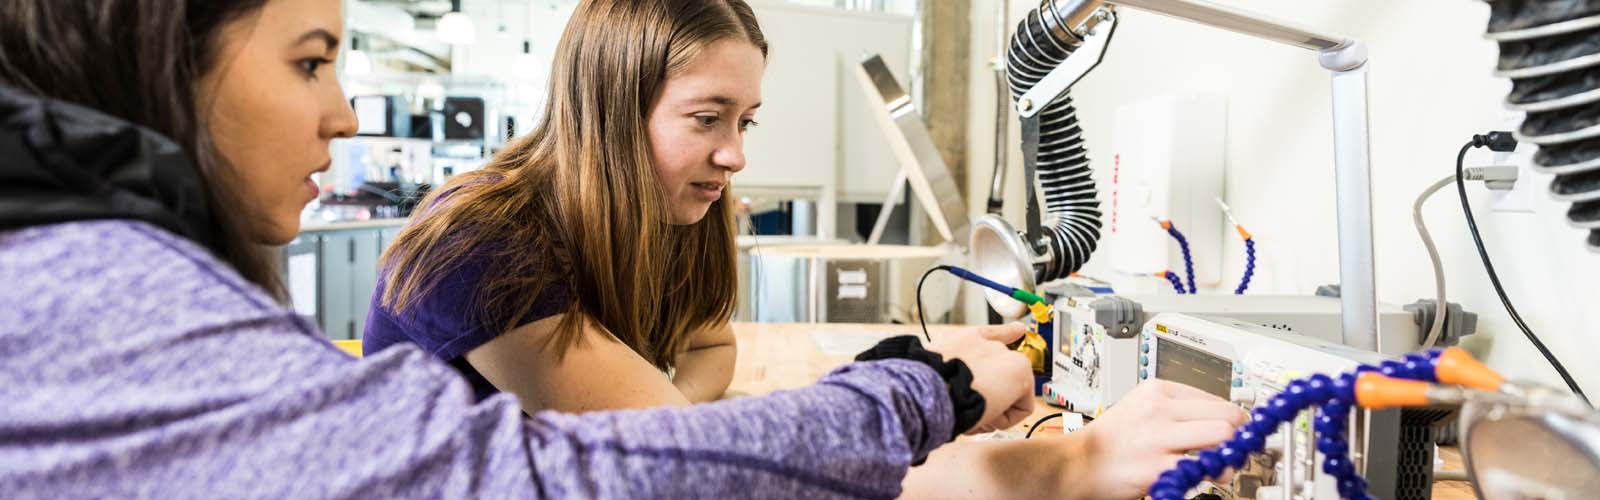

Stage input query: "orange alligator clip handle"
[
  {"left": 1355, "top": 372, "right": 1432, "bottom": 410},
  {"left": 1436, "top": 347, "right": 1504, "bottom": 392}
]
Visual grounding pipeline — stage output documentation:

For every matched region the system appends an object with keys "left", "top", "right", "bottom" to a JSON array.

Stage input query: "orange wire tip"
[
  {"left": 1355, "top": 372, "right": 1431, "bottom": 410},
  {"left": 1235, "top": 225, "right": 1253, "bottom": 240},
  {"left": 1436, "top": 347, "right": 1504, "bottom": 392}
]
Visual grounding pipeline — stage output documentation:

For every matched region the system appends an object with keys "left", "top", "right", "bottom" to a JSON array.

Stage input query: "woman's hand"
[
  {"left": 1063, "top": 379, "right": 1247, "bottom": 499},
  {"left": 925, "top": 323, "right": 1036, "bottom": 434}
]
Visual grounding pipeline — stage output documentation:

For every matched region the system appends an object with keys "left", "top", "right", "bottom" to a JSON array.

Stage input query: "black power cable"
[
  {"left": 1025, "top": 412, "right": 1065, "bottom": 439},
  {"left": 915, "top": 266, "right": 955, "bottom": 342},
  {"left": 1455, "top": 134, "right": 1589, "bottom": 406}
]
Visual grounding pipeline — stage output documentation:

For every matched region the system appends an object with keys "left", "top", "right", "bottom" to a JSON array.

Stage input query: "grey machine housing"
[
  {"left": 1139, "top": 313, "right": 1413, "bottom": 500},
  {"left": 1047, "top": 284, "right": 1476, "bottom": 415}
]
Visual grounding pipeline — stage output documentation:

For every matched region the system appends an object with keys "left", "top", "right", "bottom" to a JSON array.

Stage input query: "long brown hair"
[
  {"left": 380, "top": 0, "right": 767, "bottom": 369},
  {"left": 0, "top": 0, "right": 283, "bottom": 299}
]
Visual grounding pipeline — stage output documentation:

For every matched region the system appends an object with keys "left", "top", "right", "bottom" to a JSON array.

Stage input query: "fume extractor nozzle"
[
  {"left": 1020, "top": 0, "right": 1110, "bottom": 48},
  {"left": 1484, "top": 0, "right": 1600, "bottom": 252},
  {"left": 971, "top": 0, "right": 1115, "bottom": 318}
]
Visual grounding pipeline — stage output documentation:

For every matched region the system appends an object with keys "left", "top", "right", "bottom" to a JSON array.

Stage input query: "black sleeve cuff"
[{"left": 855, "top": 335, "right": 986, "bottom": 443}]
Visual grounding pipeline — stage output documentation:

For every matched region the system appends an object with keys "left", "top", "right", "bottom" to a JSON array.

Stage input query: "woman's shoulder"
[
  {"left": 377, "top": 228, "right": 571, "bottom": 318},
  {"left": 0, "top": 219, "right": 299, "bottom": 339},
  {"left": 394, "top": 168, "right": 571, "bottom": 286},
  {"left": 372, "top": 196, "right": 572, "bottom": 360}
]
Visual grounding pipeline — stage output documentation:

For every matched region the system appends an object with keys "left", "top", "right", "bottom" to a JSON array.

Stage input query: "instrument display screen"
[{"left": 1155, "top": 337, "right": 1233, "bottom": 398}]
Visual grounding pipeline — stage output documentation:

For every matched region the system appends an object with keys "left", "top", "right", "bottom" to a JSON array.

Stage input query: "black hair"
[{"left": 0, "top": 0, "right": 283, "bottom": 299}]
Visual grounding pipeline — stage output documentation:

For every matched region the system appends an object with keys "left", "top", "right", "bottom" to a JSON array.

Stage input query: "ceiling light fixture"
[
  {"left": 436, "top": 0, "right": 476, "bottom": 45},
  {"left": 345, "top": 35, "right": 372, "bottom": 76}
]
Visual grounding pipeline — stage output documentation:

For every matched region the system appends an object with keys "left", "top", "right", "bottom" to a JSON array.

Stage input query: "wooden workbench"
[{"left": 728, "top": 322, "right": 1475, "bottom": 500}]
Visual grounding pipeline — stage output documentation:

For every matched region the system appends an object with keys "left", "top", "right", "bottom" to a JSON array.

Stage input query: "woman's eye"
[
  {"left": 298, "top": 58, "right": 331, "bottom": 78},
  {"left": 739, "top": 119, "right": 759, "bottom": 132},
  {"left": 696, "top": 115, "right": 720, "bottom": 127}
]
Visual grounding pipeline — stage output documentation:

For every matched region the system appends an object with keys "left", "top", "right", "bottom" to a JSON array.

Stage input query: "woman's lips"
[{"left": 690, "top": 181, "right": 724, "bottom": 201}]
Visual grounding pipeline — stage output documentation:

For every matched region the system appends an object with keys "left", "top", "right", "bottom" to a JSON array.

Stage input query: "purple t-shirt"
[{"left": 363, "top": 238, "right": 569, "bottom": 400}]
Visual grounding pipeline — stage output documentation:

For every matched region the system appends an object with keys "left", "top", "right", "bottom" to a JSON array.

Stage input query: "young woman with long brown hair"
[
  {"left": 365, "top": 1, "right": 1249, "bottom": 498},
  {"left": 368, "top": 0, "right": 1046, "bottom": 420},
  {"left": 363, "top": 0, "right": 764, "bottom": 409}
]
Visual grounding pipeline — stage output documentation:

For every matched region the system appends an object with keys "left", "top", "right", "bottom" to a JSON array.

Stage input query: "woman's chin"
[
  {"left": 252, "top": 218, "right": 301, "bottom": 246},
  {"left": 670, "top": 206, "right": 712, "bottom": 226}
]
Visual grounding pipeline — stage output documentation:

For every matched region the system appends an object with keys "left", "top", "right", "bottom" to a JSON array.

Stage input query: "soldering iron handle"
[{"left": 947, "top": 266, "right": 1014, "bottom": 297}]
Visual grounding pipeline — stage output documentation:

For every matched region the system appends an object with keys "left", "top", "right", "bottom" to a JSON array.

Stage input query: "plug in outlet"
[
  {"left": 1487, "top": 143, "right": 1537, "bottom": 213},
  {"left": 1465, "top": 166, "right": 1519, "bottom": 191},
  {"left": 1489, "top": 111, "right": 1537, "bottom": 214}
]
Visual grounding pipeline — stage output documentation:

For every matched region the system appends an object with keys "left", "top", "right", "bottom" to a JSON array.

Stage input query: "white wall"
[
  {"left": 961, "top": 0, "right": 1598, "bottom": 393},
  {"left": 784, "top": 0, "right": 919, "bottom": 15},
  {"left": 733, "top": 2, "right": 914, "bottom": 204}
]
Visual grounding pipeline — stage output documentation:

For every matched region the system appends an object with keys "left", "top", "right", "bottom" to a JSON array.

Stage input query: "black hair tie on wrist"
[{"left": 855, "top": 335, "right": 986, "bottom": 443}]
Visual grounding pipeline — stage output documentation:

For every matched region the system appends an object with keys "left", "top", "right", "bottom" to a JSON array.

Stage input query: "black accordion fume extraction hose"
[
  {"left": 1005, "top": 4, "right": 1104, "bottom": 282},
  {"left": 1486, "top": 0, "right": 1600, "bottom": 251}
]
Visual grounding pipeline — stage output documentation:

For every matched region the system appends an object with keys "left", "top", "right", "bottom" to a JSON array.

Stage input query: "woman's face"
[
  {"left": 198, "top": 0, "right": 357, "bottom": 245},
  {"left": 646, "top": 39, "right": 766, "bottom": 226}
]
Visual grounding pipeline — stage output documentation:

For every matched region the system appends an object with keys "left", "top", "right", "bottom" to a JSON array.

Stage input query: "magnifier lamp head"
[
  {"left": 969, "top": 215, "right": 1039, "bottom": 320},
  {"left": 1461, "top": 384, "right": 1600, "bottom": 498}
]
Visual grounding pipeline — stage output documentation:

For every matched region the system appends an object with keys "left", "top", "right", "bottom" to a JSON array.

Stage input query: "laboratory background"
[{"left": 279, "top": 0, "right": 1597, "bottom": 498}]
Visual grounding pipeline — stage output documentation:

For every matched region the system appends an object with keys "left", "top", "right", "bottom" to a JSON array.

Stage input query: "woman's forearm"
[
  {"left": 898, "top": 435, "right": 1095, "bottom": 500},
  {"left": 526, "top": 358, "right": 955, "bottom": 498},
  {"left": 673, "top": 343, "right": 735, "bottom": 402}
]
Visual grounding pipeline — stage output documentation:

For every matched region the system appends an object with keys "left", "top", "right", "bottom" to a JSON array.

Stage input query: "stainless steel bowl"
[{"left": 1460, "top": 383, "right": 1600, "bottom": 499}]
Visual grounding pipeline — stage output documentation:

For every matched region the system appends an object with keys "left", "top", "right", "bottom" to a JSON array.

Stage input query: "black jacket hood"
[{"left": 0, "top": 83, "right": 216, "bottom": 247}]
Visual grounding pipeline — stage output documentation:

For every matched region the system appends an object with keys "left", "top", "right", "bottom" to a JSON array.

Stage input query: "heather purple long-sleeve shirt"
[{"left": 0, "top": 220, "right": 954, "bottom": 499}]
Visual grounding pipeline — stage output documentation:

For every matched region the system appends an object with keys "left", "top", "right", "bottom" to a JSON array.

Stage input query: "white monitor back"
[{"left": 1106, "top": 94, "right": 1227, "bottom": 293}]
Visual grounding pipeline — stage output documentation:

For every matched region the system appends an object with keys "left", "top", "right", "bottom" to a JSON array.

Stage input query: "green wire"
[{"left": 1010, "top": 289, "right": 1046, "bottom": 306}]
